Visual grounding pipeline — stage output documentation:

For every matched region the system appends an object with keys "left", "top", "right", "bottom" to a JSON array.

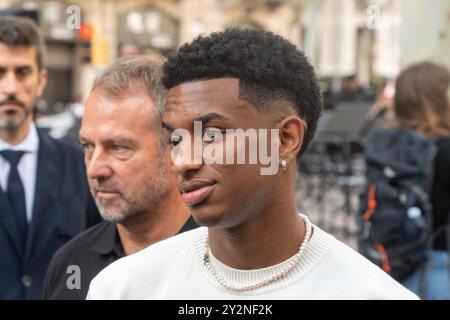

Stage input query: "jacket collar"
[{"left": 91, "top": 221, "right": 124, "bottom": 257}]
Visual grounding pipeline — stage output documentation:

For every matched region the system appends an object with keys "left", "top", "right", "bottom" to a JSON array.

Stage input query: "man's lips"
[
  {"left": 95, "top": 190, "right": 119, "bottom": 199},
  {"left": 0, "top": 103, "right": 23, "bottom": 112},
  {"left": 179, "top": 180, "right": 217, "bottom": 206}
]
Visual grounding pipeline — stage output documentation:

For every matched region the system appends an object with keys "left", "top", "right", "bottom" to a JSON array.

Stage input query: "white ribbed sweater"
[{"left": 87, "top": 224, "right": 418, "bottom": 300}]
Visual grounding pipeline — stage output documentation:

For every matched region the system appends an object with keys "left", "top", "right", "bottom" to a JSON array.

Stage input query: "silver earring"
[{"left": 281, "top": 159, "right": 287, "bottom": 172}]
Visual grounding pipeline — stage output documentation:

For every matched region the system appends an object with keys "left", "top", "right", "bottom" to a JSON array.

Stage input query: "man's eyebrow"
[
  {"left": 16, "top": 65, "right": 32, "bottom": 70},
  {"left": 78, "top": 134, "right": 89, "bottom": 143},
  {"left": 162, "top": 121, "right": 174, "bottom": 131},
  {"left": 103, "top": 136, "right": 136, "bottom": 146},
  {"left": 78, "top": 135, "right": 136, "bottom": 146},
  {"left": 162, "top": 113, "right": 229, "bottom": 131},
  {"left": 193, "top": 113, "right": 229, "bottom": 125}
]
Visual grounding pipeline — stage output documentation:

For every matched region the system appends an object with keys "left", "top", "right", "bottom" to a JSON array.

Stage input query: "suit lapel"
[{"left": 24, "top": 131, "right": 58, "bottom": 261}]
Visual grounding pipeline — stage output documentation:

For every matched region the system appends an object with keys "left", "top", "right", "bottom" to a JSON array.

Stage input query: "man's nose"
[
  {"left": 1, "top": 72, "right": 19, "bottom": 96},
  {"left": 86, "top": 150, "right": 113, "bottom": 180}
]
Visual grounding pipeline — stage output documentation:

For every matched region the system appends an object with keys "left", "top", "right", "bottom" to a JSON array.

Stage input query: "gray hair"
[{"left": 91, "top": 55, "right": 167, "bottom": 119}]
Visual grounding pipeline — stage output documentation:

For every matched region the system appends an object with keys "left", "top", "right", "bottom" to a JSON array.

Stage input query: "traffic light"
[
  {"left": 79, "top": 23, "right": 93, "bottom": 64},
  {"left": 79, "top": 23, "right": 93, "bottom": 41},
  {"left": 78, "top": 23, "right": 108, "bottom": 66},
  {"left": 80, "top": 39, "right": 91, "bottom": 63}
]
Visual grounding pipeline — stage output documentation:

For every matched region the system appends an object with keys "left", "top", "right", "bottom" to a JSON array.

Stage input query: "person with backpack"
[{"left": 358, "top": 62, "right": 450, "bottom": 299}]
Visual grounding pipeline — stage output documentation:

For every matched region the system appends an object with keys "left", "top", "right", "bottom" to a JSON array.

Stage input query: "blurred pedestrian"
[
  {"left": 0, "top": 15, "right": 100, "bottom": 299},
  {"left": 63, "top": 95, "right": 85, "bottom": 142},
  {"left": 119, "top": 42, "right": 142, "bottom": 58},
  {"left": 338, "top": 74, "right": 375, "bottom": 103},
  {"left": 361, "top": 78, "right": 396, "bottom": 136},
  {"left": 43, "top": 56, "right": 197, "bottom": 300},
  {"left": 394, "top": 62, "right": 450, "bottom": 299}
]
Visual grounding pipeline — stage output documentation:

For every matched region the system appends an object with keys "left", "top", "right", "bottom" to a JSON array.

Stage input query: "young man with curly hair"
[{"left": 87, "top": 29, "right": 417, "bottom": 299}]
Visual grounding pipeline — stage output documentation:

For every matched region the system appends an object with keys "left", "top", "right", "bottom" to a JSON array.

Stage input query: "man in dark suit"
[{"left": 0, "top": 15, "right": 100, "bottom": 299}]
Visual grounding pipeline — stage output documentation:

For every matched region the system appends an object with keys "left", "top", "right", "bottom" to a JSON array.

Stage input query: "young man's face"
[
  {"left": 0, "top": 44, "right": 47, "bottom": 131},
  {"left": 80, "top": 88, "right": 170, "bottom": 223},
  {"left": 163, "top": 78, "right": 279, "bottom": 228}
]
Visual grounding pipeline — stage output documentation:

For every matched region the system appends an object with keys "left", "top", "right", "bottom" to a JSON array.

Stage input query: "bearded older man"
[{"left": 43, "top": 55, "right": 196, "bottom": 300}]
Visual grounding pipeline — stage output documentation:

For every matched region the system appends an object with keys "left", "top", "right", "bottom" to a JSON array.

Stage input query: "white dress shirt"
[{"left": 0, "top": 123, "right": 39, "bottom": 223}]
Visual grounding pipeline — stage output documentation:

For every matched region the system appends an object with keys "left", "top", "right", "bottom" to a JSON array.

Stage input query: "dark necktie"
[{"left": 1, "top": 150, "right": 27, "bottom": 251}]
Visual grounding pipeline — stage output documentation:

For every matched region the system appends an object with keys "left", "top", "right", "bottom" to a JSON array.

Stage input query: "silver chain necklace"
[{"left": 203, "top": 214, "right": 312, "bottom": 292}]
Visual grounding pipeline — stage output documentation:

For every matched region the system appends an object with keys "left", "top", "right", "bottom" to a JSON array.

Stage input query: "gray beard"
[
  {"left": 0, "top": 112, "right": 29, "bottom": 130},
  {"left": 92, "top": 160, "right": 171, "bottom": 224},
  {"left": 94, "top": 184, "right": 168, "bottom": 224}
]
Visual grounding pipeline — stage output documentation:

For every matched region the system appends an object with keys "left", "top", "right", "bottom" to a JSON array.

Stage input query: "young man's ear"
[
  {"left": 37, "top": 68, "right": 48, "bottom": 98},
  {"left": 277, "top": 115, "right": 305, "bottom": 162}
]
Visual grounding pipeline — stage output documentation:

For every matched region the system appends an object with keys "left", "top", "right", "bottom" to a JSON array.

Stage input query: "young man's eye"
[
  {"left": 169, "top": 135, "right": 183, "bottom": 146},
  {"left": 202, "top": 128, "right": 223, "bottom": 142}
]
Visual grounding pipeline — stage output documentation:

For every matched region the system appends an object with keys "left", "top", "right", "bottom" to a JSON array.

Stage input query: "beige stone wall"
[
  {"left": 71, "top": 0, "right": 306, "bottom": 99},
  {"left": 5, "top": 0, "right": 447, "bottom": 99}
]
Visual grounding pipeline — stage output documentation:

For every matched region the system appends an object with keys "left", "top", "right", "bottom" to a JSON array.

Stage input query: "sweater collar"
[{"left": 194, "top": 222, "right": 333, "bottom": 294}]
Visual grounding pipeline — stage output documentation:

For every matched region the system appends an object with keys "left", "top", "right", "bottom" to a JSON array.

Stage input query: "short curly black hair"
[{"left": 163, "top": 28, "right": 322, "bottom": 158}]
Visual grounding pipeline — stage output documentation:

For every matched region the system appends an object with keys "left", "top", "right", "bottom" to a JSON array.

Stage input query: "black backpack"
[{"left": 358, "top": 128, "right": 437, "bottom": 282}]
